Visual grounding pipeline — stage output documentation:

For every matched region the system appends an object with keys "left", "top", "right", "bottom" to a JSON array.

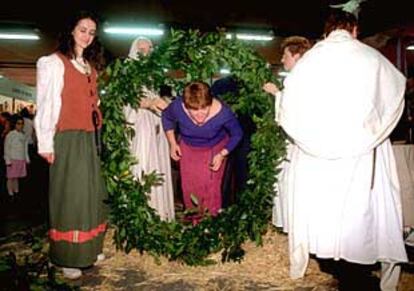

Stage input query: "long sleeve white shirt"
[
  {"left": 34, "top": 54, "right": 64, "bottom": 154},
  {"left": 4, "top": 130, "right": 29, "bottom": 164}
]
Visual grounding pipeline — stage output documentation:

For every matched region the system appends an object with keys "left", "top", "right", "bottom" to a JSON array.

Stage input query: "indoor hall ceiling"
[{"left": 0, "top": 0, "right": 412, "bottom": 85}]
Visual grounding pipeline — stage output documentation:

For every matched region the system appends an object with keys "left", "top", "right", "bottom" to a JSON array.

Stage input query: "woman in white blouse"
[{"left": 34, "top": 11, "right": 107, "bottom": 280}]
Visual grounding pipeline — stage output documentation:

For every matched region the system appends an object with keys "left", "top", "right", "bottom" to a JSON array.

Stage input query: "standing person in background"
[
  {"left": 263, "top": 36, "right": 311, "bottom": 233},
  {"left": 0, "top": 112, "right": 11, "bottom": 197},
  {"left": 279, "top": 7, "right": 407, "bottom": 290},
  {"left": 4, "top": 115, "right": 29, "bottom": 197},
  {"left": 20, "top": 107, "right": 35, "bottom": 157},
  {"left": 162, "top": 81, "right": 243, "bottom": 223},
  {"left": 0, "top": 112, "right": 11, "bottom": 139},
  {"left": 35, "top": 11, "right": 107, "bottom": 279},
  {"left": 124, "top": 36, "right": 175, "bottom": 221}
]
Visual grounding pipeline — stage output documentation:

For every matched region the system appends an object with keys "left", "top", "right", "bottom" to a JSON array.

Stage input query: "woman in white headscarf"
[{"left": 124, "top": 37, "right": 175, "bottom": 221}]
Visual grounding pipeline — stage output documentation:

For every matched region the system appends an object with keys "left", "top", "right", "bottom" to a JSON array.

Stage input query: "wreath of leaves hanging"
[{"left": 100, "top": 29, "right": 286, "bottom": 265}]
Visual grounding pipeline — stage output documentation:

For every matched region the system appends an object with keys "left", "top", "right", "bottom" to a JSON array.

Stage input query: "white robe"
[
  {"left": 124, "top": 87, "right": 175, "bottom": 221},
  {"left": 273, "top": 90, "right": 296, "bottom": 233},
  {"left": 279, "top": 30, "right": 408, "bottom": 280},
  {"left": 272, "top": 142, "right": 294, "bottom": 233}
]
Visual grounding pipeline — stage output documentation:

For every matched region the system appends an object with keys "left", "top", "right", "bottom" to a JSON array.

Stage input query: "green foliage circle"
[{"left": 100, "top": 29, "right": 286, "bottom": 265}]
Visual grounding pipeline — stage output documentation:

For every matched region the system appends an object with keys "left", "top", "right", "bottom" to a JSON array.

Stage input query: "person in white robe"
[
  {"left": 279, "top": 9, "right": 408, "bottom": 291},
  {"left": 124, "top": 37, "right": 175, "bottom": 221},
  {"left": 263, "top": 36, "right": 311, "bottom": 233}
]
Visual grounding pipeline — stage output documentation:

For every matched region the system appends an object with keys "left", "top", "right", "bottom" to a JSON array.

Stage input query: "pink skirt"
[
  {"left": 180, "top": 137, "right": 228, "bottom": 220},
  {"left": 7, "top": 160, "right": 27, "bottom": 178}
]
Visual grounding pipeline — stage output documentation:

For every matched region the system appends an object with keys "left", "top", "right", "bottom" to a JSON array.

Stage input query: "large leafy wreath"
[{"left": 100, "top": 30, "right": 286, "bottom": 265}]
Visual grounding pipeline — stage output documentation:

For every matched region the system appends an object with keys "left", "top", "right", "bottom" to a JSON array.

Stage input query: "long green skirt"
[{"left": 49, "top": 131, "right": 107, "bottom": 268}]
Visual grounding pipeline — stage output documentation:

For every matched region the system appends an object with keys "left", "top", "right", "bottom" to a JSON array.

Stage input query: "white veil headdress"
[{"left": 128, "top": 36, "right": 153, "bottom": 60}]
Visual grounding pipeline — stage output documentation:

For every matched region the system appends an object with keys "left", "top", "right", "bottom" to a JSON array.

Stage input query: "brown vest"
[{"left": 56, "top": 53, "right": 102, "bottom": 132}]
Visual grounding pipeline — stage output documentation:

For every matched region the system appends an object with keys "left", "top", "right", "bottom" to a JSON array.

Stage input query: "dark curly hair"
[
  {"left": 324, "top": 9, "right": 358, "bottom": 37},
  {"left": 57, "top": 11, "right": 105, "bottom": 70}
]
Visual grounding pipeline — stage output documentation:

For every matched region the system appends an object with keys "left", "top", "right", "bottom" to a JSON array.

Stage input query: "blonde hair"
[{"left": 281, "top": 36, "right": 311, "bottom": 57}]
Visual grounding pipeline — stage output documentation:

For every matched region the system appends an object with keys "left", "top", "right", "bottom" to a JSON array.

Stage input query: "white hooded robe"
[
  {"left": 124, "top": 37, "right": 175, "bottom": 221},
  {"left": 279, "top": 30, "right": 408, "bottom": 280}
]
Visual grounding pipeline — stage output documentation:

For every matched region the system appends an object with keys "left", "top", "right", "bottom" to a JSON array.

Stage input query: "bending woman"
[{"left": 162, "top": 81, "right": 242, "bottom": 222}]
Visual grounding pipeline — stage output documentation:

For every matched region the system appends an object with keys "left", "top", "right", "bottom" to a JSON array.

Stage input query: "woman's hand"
[
  {"left": 210, "top": 149, "right": 228, "bottom": 171},
  {"left": 140, "top": 97, "right": 168, "bottom": 112},
  {"left": 152, "top": 98, "right": 169, "bottom": 111},
  {"left": 40, "top": 153, "right": 55, "bottom": 164},
  {"left": 170, "top": 143, "right": 182, "bottom": 161},
  {"left": 263, "top": 82, "right": 280, "bottom": 95}
]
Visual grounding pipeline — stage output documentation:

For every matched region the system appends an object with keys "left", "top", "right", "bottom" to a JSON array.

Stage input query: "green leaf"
[{"left": 190, "top": 193, "right": 199, "bottom": 206}]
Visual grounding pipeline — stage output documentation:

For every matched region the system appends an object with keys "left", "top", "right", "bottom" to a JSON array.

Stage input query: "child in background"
[{"left": 4, "top": 116, "right": 29, "bottom": 196}]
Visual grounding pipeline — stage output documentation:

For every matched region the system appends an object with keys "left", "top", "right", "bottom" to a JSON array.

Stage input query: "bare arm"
[{"left": 165, "top": 129, "right": 181, "bottom": 161}]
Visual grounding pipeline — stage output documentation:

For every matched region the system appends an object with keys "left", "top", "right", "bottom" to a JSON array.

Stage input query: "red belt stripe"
[{"left": 49, "top": 223, "right": 107, "bottom": 243}]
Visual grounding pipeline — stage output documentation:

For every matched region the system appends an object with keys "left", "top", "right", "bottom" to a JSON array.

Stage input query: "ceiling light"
[
  {"left": 104, "top": 27, "right": 164, "bottom": 36},
  {"left": 235, "top": 34, "right": 273, "bottom": 41},
  {"left": 220, "top": 68, "right": 231, "bottom": 74},
  {"left": 406, "top": 45, "right": 414, "bottom": 51},
  {"left": 0, "top": 33, "right": 39, "bottom": 40},
  {"left": 225, "top": 33, "right": 274, "bottom": 41},
  {"left": 236, "top": 34, "right": 273, "bottom": 41}
]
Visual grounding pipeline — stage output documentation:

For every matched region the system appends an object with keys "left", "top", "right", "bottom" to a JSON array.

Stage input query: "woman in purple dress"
[{"left": 162, "top": 81, "right": 242, "bottom": 221}]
